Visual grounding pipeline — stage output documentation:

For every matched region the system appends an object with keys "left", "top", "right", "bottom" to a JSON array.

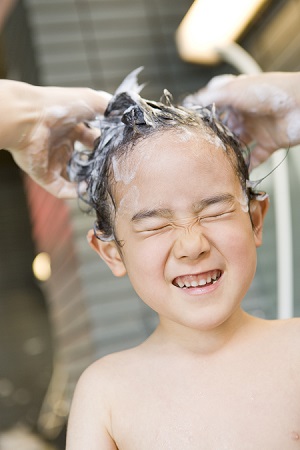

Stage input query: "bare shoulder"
[
  {"left": 84, "top": 344, "right": 147, "bottom": 381},
  {"left": 70, "top": 345, "right": 145, "bottom": 415},
  {"left": 271, "top": 318, "right": 300, "bottom": 380},
  {"left": 253, "top": 315, "right": 300, "bottom": 333},
  {"left": 245, "top": 316, "right": 300, "bottom": 357},
  {"left": 258, "top": 317, "right": 300, "bottom": 358},
  {"left": 66, "top": 346, "right": 143, "bottom": 450},
  {"left": 270, "top": 317, "right": 300, "bottom": 339}
]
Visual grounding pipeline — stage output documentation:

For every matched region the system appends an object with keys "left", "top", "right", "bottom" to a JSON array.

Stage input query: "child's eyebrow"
[
  {"left": 131, "top": 193, "right": 236, "bottom": 223},
  {"left": 192, "top": 193, "right": 236, "bottom": 212},
  {"left": 131, "top": 208, "right": 173, "bottom": 222}
]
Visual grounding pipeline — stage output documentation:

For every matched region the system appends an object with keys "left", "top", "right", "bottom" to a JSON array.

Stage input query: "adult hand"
[
  {"left": 0, "top": 80, "right": 111, "bottom": 198},
  {"left": 184, "top": 72, "right": 300, "bottom": 168}
]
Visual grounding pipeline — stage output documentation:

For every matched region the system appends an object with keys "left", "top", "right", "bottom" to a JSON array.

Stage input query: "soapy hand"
[
  {"left": 0, "top": 80, "right": 111, "bottom": 198},
  {"left": 184, "top": 72, "right": 300, "bottom": 168}
]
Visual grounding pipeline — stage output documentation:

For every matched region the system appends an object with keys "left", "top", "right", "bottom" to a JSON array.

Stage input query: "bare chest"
[{"left": 111, "top": 362, "right": 300, "bottom": 450}]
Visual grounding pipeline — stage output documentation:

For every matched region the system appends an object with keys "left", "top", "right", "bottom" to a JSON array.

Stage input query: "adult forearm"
[{"left": 0, "top": 79, "right": 39, "bottom": 152}]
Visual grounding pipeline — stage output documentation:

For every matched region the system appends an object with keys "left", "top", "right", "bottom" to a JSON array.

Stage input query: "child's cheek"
[
  {"left": 227, "top": 224, "right": 257, "bottom": 264},
  {"left": 133, "top": 236, "right": 171, "bottom": 277}
]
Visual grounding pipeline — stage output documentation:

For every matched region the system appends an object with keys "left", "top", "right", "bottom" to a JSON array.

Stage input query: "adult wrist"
[{"left": 0, "top": 80, "right": 40, "bottom": 152}]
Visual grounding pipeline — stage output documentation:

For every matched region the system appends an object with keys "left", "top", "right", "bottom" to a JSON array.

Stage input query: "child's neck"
[{"left": 151, "top": 308, "right": 254, "bottom": 356}]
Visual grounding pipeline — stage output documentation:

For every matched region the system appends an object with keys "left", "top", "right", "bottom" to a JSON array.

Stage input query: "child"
[{"left": 66, "top": 69, "right": 300, "bottom": 449}]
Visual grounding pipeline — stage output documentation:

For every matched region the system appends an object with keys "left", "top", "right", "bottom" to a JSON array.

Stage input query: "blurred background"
[{"left": 0, "top": 0, "right": 300, "bottom": 448}]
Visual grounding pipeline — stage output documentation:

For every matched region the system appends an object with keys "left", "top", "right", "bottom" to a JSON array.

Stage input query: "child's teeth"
[{"left": 175, "top": 271, "right": 221, "bottom": 288}]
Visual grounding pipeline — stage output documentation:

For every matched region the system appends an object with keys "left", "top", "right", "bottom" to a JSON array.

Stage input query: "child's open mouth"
[{"left": 172, "top": 270, "right": 222, "bottom": 289}]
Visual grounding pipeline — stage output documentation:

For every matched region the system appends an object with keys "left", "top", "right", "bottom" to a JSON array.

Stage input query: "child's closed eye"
[
  {"left": 199, "top": 209, "right": 236, "bottom": 223},
  {"left": 138, "top": 223, "right": 173, "bottom": 234},
  {"left": 134, "top": 208, "right": 236, "bottom": 235}
]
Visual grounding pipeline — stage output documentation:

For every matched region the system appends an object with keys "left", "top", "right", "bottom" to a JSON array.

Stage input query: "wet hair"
[{"left": 68, "top": 68, "right": 259, "bottom": 242}]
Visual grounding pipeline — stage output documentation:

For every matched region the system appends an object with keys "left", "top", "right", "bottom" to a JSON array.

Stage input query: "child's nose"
[{"left": 172, "top": 226, "right": 211, "bottom": 260}]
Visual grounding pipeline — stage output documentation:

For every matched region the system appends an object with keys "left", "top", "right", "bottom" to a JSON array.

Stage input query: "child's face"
[{"left": 91, "top": 127, "right": 268, "bottom": 331}]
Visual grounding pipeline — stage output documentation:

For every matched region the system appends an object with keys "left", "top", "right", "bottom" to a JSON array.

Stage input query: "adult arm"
[
  {"left": 184, "top": 72, "right": 300, "bottom": 168},
  {"left": 0, "top": 80, "right": 111, "bottom": 197}
]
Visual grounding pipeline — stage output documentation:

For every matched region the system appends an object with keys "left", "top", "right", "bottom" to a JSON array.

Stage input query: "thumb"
[
  {"left": 67, "top": 88, "right": 112, "bottom": 121},
  {"left": 43, "top": 86, "right": 112, "bottom": 123}
]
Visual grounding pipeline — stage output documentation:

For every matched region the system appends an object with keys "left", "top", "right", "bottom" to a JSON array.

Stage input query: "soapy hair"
[{"left": 68, "top": 68, "right": 258, "bottom": 242}]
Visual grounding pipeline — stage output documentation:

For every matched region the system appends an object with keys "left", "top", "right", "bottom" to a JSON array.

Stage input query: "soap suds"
[
  {"left": 238, "top": 190, "right": 249, "bottom": 213},
  {"left": 112, "top": 146, "right": 152, "bottom": 185},
  {"left": 286, "top": 110, "right": 300, "bottom": 144},
  {"left": 46, "top": 106, "right": 69, "bottom": 120},
  {"left": 178, "top": 127, "right": 226, "bottom": 152},
  {"left": 116, "top": 185, "right": 140, "bottom": 218},
  {"left": 250, "top": 84, "right": 294, "bottom": 114}
]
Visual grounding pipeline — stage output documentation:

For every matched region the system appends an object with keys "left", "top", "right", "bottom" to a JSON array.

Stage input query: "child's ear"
[
  {"left": 250, "top": 196, "right": 269, "bottom": 248},
  {"left": 87, "top": 229, "right": 126, "bottom": 277}
]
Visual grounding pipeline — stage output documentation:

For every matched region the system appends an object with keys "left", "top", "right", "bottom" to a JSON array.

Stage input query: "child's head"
[
  {"left": 70, "top": 70, "right": 257, "bottom": 243},
  {"left": 69, "top": 69, "right": 269, "bottom": 330}
]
